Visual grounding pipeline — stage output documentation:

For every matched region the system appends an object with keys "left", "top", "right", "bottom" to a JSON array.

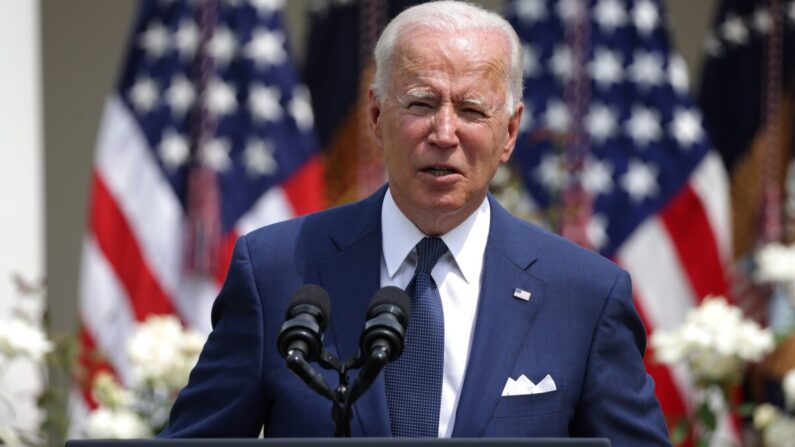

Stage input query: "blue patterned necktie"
[{"left": 385, "top": 237, "right": 448, "bottom": 437}]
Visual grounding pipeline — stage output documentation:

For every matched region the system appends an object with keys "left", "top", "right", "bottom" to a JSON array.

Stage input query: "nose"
[{"left": 428, "top": 104, "right": 459, "bottom": 149}]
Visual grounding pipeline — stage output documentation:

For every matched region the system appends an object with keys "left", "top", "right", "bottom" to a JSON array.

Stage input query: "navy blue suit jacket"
[{"left": 161, "top": 186, "right": 671, "bottom": 445}]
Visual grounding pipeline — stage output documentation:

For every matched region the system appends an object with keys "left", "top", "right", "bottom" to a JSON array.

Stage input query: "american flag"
[
  {"left": 73, "top": 0, "right": 324, "bottom": 433},
  {"left": 507, "top": 0, "right": 733, "bottom": 442}
]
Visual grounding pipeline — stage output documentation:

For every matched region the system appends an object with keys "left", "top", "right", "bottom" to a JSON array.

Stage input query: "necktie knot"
[{"left": 415, "top": 237, "right": 447, "bottom": 275}]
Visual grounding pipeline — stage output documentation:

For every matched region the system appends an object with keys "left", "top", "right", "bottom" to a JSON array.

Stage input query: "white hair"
[{"left": 372, "top": 0, "right": 524, "bottom": 112}]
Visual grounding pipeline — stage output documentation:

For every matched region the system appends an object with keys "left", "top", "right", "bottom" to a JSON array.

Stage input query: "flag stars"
[
  {"left": 668, "top": 54, "right": 690, "bottom": 95},
  {"left": 589, "top": 48, "right": 624, "bottom": 89},
  {"left": 626, "top": 106, "right": 662, "bottom": 147},
  {"left": 594, "top": 0, "right": 627, "bottom": 33},
  {"left": 129, "top": 77, "right": 159, "bottom": 114},
  {"left": 621, "top": 160, "right": 659, "bottom": 202},
  {"left": 587, "top": 214, "right": 609, "bottom": 250},
  {"left": 535, "top": 153, "right": 568, "bottom": 192},
  {"left": 670, "top": 108, "right": 704, "bottom": 148},
  {"left": 288, "top": 86, "right": 315, "bottom": 132},
  {"left": 549, "top": 45, "right": 573, "bottom": 82},
  {"left": 513, "top": 0, "right": 547, "bottom": 24},
  {"left": 628, "top": 51, "right": 665, "bottom": 88},
  {"left": 752, "top": 8, "right": 772, "bottom": 34},
  {"left": 523, "top": 44, "right": 541, "bottom": 78},
  {"left": 519, "top": 105, "right": 534, "bottom": 133},
  {"left": 249, "top": 0, "right": 284, "bottom": 15},
  {"left": 174, "top": 19, "right": 199, "bottom": 60},
  {"left": 721, "top": 14, "right": 749, "bottom": 46},
  {"left": 200, "top": 138, "right": 232, "bottom": 172},
  {"left": 556, "top": 0, "right": 582, "bottom": 23},
  {"left": 585, "top": 103, "right": 618, "bottom": 143},
  {"left": 139, "top": 21, "right": 170, "bottom": 59},
  {"left": 158, "top": 129, "right": 190, "bottom": 169},
  {"left": 249, "top": 84, "right": 283, "bottom": 122},
  {"left": 544, "top": 100, "right": 570, "bottom": 132},
  {"left": 632, "top": 0, "right": 659, "bottom": 36},
  {"left": 582, "top": 158, "right": 614, "bottom": 197},
  {"left": 244, "top": 28, "right": 287, "bottom": 68},
  {"left": 244, "top": 139, "right": 278, "bottom": 176},
  {"left": 205, "top": 78, "right": 238, "bottom": 117},
  {"left": 166, "top": 75, "right": 196, "bottom": 117},
  {"left": 208, "top": 26, "right": 237, "bottom": 67},
  {"left": 704, "top": 33, "right": 724, "bottom": 58}
]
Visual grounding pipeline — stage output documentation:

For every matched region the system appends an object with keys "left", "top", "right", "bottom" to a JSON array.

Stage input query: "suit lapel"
[
  {"left": 316, "top": 187, "right": 391, "bottom": 436},
  {"left": 451, "top": 197, "right": 547, "bottom": 437}
]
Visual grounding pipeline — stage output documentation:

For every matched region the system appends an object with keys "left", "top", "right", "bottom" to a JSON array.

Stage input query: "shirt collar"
[{"left": 382, "top": 188, "right": 490, "bottom": 284}]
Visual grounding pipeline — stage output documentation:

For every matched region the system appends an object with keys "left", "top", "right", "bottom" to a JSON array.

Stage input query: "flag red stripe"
[
  {"left": 632, "top": 294, "right": 691, "bottom": 446},
  {"left": 660, "top": 185, "right": 728, "bottom": 302},
  {"left": 216, "top": 231, "right": 239, "bottom": 286},
  {"left": 89, "top": 171, "right": 176, "bottom": 319},
  {"left": 77, "top": 324, "right": 116, "bottom": 410},
  {"left": 283, "top": 155, "right": 326, "bottom": 216},
  {"left": 632, "top": 294, "right": 688, "bottom": 419}
]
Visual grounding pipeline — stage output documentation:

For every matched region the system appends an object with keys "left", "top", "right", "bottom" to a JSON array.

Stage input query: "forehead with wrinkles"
[{"left": 389, "top": 27, "right": 510, "bottom": 102}]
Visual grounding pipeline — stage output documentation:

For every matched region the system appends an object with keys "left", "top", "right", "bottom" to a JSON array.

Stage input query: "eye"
[
  {"left": 461, "top": 107, "right": 487, "bottom": 119},
  {"left": 409, "top": 101, "right": 432, "bottom": 110}
]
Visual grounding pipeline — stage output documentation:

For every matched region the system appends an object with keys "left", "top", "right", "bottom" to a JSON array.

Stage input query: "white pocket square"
[{"left": 501, "top": 374, "right": 557, "bottom": 396}]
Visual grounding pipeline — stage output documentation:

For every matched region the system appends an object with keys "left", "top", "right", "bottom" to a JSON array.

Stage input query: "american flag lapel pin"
[{"left": 513, "top": 288, "right": 531, "bottom": 301}]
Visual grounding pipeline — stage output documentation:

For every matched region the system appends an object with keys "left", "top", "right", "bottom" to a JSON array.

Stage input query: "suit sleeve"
[
  {"left": 570, "top": 270, "right": 672, "bottom": 446},
  {"left": 159, "top": 235, "right": 267, "bottom": 437}
]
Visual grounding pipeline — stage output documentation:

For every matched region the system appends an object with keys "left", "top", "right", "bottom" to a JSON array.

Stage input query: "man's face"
[{"left": 369, "top": 27, "right": 522, "bottom": 235}]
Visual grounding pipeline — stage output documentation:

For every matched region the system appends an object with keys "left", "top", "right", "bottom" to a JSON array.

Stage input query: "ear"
[
  {"left": 368, "top": 89, "right": 384, "bottom": 149},
  {"left": 500, "top": 103, "right": 523, "bottom": 163}
]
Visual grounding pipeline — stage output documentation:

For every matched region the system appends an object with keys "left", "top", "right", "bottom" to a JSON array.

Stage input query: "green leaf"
[
  {"left": 737, "top": 402, "right": 756, "bottom": 417},
  {"left": 670, "top": 418, "right": 690, "bottom": 445},
  {"left": 697, "top": 403, "right": 717, "bottom": 431}
]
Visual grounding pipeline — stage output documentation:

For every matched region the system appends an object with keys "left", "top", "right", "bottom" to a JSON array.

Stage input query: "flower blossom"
[
  {"left": 0, "top": 316, "right": 53, "bottom": 362},
  {"left": 85, "top": 407, "right": 152, "bottom": 439},
  {"left": 783, "top": 369, "right": 795, "bottom": 411},
  {"left": 127, "top": 315, "right": 204, "bottom": 390},
  {"left": 756, "top": 243, "right": 795, "bottom": 283},
  {"left": 651, "top": 296, "right": 774, "bottom": 381}
]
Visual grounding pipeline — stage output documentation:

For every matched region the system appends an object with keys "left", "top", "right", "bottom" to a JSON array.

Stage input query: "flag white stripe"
[
  {"left": 78, "top": 236, "right": 137, "bottom": 386},
  {"left": 95, "top": 95, "right": 184, "bottom": 303}
]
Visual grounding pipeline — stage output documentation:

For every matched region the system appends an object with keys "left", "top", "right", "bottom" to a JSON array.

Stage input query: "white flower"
[
  {"left": 764, "top": 416, "right": 795, "bottom": 447},
  {"left": 92, "top": 371, "right": 133, "bottom": 409},
  {"left": 0, "top": 425, "right": 22, "bottom": 447},
  {"left": 754, "top": 403, "right": 780, "bottom": 429},
  {"left": 652, "top": 296, "right": 774, "bottom": 381},
  {"left": 783, "top": 369, "right": 795, "bottom": 411},
  {"left": 128, "top": 315, "right": 204, "bottom": 390},
  {"left": 0, "top": 316, "right": 53, "bottom": 361},
  {"left": 756, "top": 243, "right": 795, "bottom": 283},
  {"left": 85, "top": 407, "right": 153, "bottom": 439}
]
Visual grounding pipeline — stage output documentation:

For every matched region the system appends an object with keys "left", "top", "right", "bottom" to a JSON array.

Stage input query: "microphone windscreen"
[
  {"left": 287, "top": 284, "right": 331, "bottom": 319},
  {"left": 368, "top": 286, "right": 411, "bottom": 321}
]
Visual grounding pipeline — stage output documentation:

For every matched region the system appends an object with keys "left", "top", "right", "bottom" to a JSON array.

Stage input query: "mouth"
[{"left": 420, "top": 165, "right": 460, "bottom": 177}]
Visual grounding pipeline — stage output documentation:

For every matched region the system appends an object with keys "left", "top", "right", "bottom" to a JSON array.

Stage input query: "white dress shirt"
[{"left": 380, "top": 188, "right": 490, "bottom": 437}]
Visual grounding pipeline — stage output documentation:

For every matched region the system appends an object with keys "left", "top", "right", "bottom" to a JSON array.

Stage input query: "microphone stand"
[{"left": 289, "top": 345, "right": 390, "bottom": 437}]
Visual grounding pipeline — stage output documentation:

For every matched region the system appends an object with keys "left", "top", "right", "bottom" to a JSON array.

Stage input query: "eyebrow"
[{"left": 404, "top": 89, "right": 436, "bottom": 100}]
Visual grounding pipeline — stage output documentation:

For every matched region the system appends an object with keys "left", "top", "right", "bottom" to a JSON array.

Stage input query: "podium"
[{"left": 66, "top": 439, "right": 610, "bottom": 447}]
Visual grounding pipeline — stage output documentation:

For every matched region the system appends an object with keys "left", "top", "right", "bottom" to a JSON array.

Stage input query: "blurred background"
[{"left": 2, "top": 0, "right": 795, "bottom": 445}]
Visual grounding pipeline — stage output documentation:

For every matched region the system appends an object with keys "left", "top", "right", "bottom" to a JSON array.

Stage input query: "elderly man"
[{"left": 161, "top": 2, "right": 671, "bottom": 444}]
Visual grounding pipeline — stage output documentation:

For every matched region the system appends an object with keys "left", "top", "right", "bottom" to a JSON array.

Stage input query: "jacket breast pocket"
[{"left": 492, "top": 388, "right": 566, "bottom": 418}]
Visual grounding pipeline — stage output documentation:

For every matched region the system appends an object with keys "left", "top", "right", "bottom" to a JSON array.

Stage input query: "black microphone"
[
  {"left": 348, "top": 286, "right": 411, "bottom": 404},
  {"left": 277, "top": 284, "right": 331, "bottom": 362},
  {"left": 277, "top": 284, "right": 336, "bottom": 402},
  {"left": 359, "top": 286, "right": 411, "bottom": 361}
]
